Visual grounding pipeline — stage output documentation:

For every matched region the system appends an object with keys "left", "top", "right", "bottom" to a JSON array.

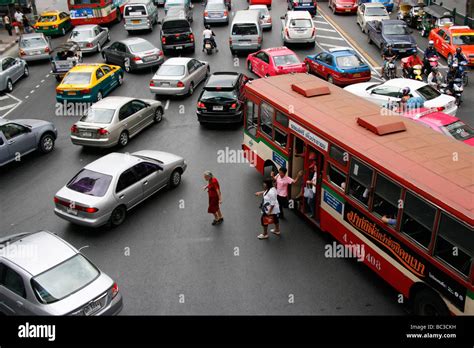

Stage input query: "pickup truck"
[
  {"left": 367, "top": 19, "right": 417, "bottom": 56},
  {"left": 160, "top": 13, "right": 195, "bottom": 55}
]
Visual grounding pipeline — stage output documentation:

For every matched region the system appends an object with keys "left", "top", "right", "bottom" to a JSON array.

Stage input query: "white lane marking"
[
  {"left": 40, "top": 79, "right": 45, "bottom": 83},
  {"left": 313, "top": 20, "right": 331, "bottom": 25},
  {"left": 35, "top": 85, "right": 40, "bottom": 88},
  {"left": 46, "top": 74, "right": 50, "bottom": 77},
  {"left": 316, "top": 35, "right": 345, "bottom": 41},
  {"left": 316, "top": 27, "right": 337, "bottom": 33},
  {"left": 319, "top": 43, "right": 344, "bottom": 48},
  {"left": 0, "top": 103, "right": 18, "bottom": 111},
  {"left": 165, "top": 99, "right": 170, "bottom": 110},
  {"left": 0, "top": 95, "right": 10, "bottom": 100},
  {"left": 0, "top": 93, "right": 22, "bottom": 119},
  {"left": 30, "top": 90, "right": 35, "bottom": 94},
  {"left": 25, "top": 95, "right": 29, "bottom": 99}
]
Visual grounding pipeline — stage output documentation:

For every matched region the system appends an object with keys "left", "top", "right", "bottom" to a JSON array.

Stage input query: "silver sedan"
[
  {"left": 149, "top": 57, "right": 209, "bottom": 96},
  {"left": 68, "top": 24, "right": 110, "bottom": 53},
  {"left": 54, "top": 150, "right": 187, "bottom": 228},
  {"left": 249, "top": 5, "right": 272, "bottom": 30},
  {"left": 70, "top": 96, "right": 164, "bottom": 148},
  {"left": 0, "top": 56, "right": 29, "bottom": 92},
  {"left": 19, "top": 33, "right": 52, "bottom": 61},
  {"left": 204, "top": 0, "right": 229, "bottom": 25}
]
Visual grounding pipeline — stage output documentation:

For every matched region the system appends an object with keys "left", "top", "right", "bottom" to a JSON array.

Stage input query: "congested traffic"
[{"left": 0, "top": 0, "right": 472, "bottom": 319}]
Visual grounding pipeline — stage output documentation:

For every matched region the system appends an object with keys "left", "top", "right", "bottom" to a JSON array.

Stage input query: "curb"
[{"left": 0, "top": 40, "right": 18, "bottom": 55}]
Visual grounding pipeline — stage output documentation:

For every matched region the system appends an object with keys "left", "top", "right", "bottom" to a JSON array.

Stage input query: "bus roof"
[{"left": 245, "top": 73, "right": 474, "bottom": 223}]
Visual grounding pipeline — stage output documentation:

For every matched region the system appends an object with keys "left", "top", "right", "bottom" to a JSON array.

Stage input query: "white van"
[
  {"left": 124, "top": 0, "right": 159, "bottom": 32},
  {"left": 229, "top": 10, "right": 262, "bottom": 55}
]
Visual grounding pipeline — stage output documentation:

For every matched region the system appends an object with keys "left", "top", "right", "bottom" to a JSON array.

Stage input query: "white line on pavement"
[
  {"left": 0, "top": 95, "right": 10, "bottom": 100},
  {"left": 319, "top": 43, "right": 345, "bottom": 48},
  {"left": 40, "top": 79, "right": 45, "bottom": 83},
  {"left": 30, "top": 90, "right": 35, "bottom": 94},
  {"left": 165, "top": 100, "right": 170, "bottom": 110},
  {"left": 46, "top": 74, "right": 50, "bottom": 77},
  {"left": 25, "top": 95, "right": 29, "bottom": 99},
  {"left": 313, "top": 20, "right": 331, "bottom": 25},
  {"left": 0, "top": 93, "right": 21, "bottom": 119},
  {"left": 316, "top": 35, "right": 345, "bottom": 41},
  {"left": 35, "top": 85, "right": 40, "bottom": 88},
  {"left": 0, "top": 103, "right": 18, "bottom": 111},
  {"left": 317, "top": 27, "right": 337, "bottom": 33}
]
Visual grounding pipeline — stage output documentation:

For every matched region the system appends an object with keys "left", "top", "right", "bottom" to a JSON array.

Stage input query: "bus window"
[
  {"left": 246, "top": 101, "right": 258, "bottom": 136},
  {"left": 327, "top": 164, "right": 346, "bottom": 192},
  {"left": 329, "top": 144, "right": 348, "bottom": 167},
  {"left": 372, "top": 174, "right": 401, "bottom": 228},
  {"left": 274, "top": 127, "right": 287, "bottom": 148},
  {"left": 260, "top": 102, "right": 274, "bottom": 139},
  {"left": 348, "top": 158, "right": 373, "bottom": 206},
  {"left": 401, "top": 192, "right": 436, "bottom": 249},
  {"left": 275, "top": 111, "right": 289, "bottom": 128},
  {"left": 434, "top": 214, "right": 473, "bottom": 277}
]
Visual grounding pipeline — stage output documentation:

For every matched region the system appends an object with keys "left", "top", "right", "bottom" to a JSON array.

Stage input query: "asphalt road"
[{"left": 3, "top": 0, "right": 467, "bottom": 315}]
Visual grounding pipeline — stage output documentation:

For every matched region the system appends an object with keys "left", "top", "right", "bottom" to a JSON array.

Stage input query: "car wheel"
[
  {"left": 247, "top": 61, "right": 253, "bottom": 73},
  {"left": 118, "top": 131, "right": 129, "bottom": 147},
  {"left": 5, "top": 79, "right": 13, "bottom": 93},
  {"left": 231, "top": 49, "right": 236, "bottom": 55},
  {"left": 109, "top": 206, "right": 127, "bottom": 227},
  {"left": 447, "top": 54, "right": 453, "bottom": 66},
  {"left": 413, "top": 288, "right": 449, "bottom": 316},
  {"left": 328, "top": 75, "right": 334, "bottom": 84},
  {"left": 188, "top": 82, "right": 194, "bottom": 96},
  {"left": 97, "top": 43, "right": 102, "bottom": 52},
  {"left": 39, "top": 133, "right": 55, "bottom": 154},
  {"left": 124, "top": 58, "right": 131, "bottom": 73},
  {"left": 96, "top": 91, "right": 103, "bottom": 101},
  {"left": 169, "top": 170, "right": 181, "bottom": 188},
  {"left": 23, "top": 65, "right": 29, "bottom": 77},
  {"left": 153, "top": 107, "right": 163, "bottom": 123},
  {"left": 305, "top": 62, "right": 311, "bottom": 74},
  {"left": 118, "top": 73, "right": 124, "bottom": 85}
]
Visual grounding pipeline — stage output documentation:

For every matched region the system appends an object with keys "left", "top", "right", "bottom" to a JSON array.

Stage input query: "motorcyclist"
[
  {"left": 202, "top": 25, "right": 218, "bottom": 52},
  {"left": 446, "top": 63, "right": 461, "bottom": 90},
  {"left": 452, "top": 46, "right": 467, "bottom": 65},
  {"left": 403, "top": 52, "right": 423, "bottom": 79},
  {"left": 381, "top": 43, "right": 397, "bottom": 76},
  {"left": 427, "top": 66, "right": 443, "bottom": 89},
  {"left": 398, "top": 87, "right": 412, "bottom": 112},
  {"left": 423, "top": 40, "right": 438, "bottom": 74}
]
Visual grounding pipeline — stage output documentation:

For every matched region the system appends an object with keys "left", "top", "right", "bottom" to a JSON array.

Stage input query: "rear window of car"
[
  {"left": 80, "top": 108, "right": 115, "bottom": 124},
  {"left": 129, "top": 40, "right": 155, "bottom": 53},
  {"left": 20, "top": 37, "right": 47, "bottom": 48},
  {"left": 61, "top": 72, "right": 91, "bottom": 85},
  {"left": 384, "top": 24, "right": 409, "bottom": 35},
  {"left": 39, "top": 15, "right": 57, "bottom": 22},
  {"left": 289, "top": 19, "right": 312, "bottom": 28},
  {"left": 162, "top": 19, "right": 190, "bottom": 31},
  {"left": 70, "top": 29, "right": 94, "bottom": 40},
  {"left": 365, "top": 8, "right": 387, "bottom": 16},
  {"left": 31, "top": 254, "right": 100, "bottom": 304},
  {"left": 158, "top": 64, "right": 185, "bottom": 76},
  {"left": 416, "top": 85, "right": 441, "bottom": 101},
  {"left": 442, "top": 121, "right": 474, "bottom": 141},
  {"left": 125, "top": 5, "right": 147, "bottom": 16},
  {"left": 66, "top": 169, "right": 112, "bottom": 197},
  {"left": 207, "top": 2, "right": 225, "bottom": 10},
  {"left": 201, "top": 89, "right": 237, "bottom": 101},
  {"left": 336, "top": 55, "right": 365, "bottom": 68},
  {"left": 232, "top": 24, "right": 258, "bottom": 35},
  {"left": 273, "top": 54, "right": 300, "bottom": 66}
]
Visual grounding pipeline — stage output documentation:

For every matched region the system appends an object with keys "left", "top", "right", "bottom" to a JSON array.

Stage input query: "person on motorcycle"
[
  {"left": 381, "top": 43, "right": 397, "bottom": 76},
  {"left": 202, "top": 25, "right": 218, "bottom": 52},
  {"left": 427, "top": 66, "right": 443, "bottom": 89},
  {"left": 446, "top": 63, "right": 461, "bottom": 90},
  {"left": 452, "top": 47, "right": 467, "bottom": 65},
  {"left": 398, "top": 87, "right": 411, "bottom": 112},
  {"left": 403, "top": 52, "right": 423, "bottom": 79},
  {"left": 423, "top": 40, "right": 438, "bottom": 74}
]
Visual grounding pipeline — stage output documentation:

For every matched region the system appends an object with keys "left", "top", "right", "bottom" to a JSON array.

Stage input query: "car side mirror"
[{"left": 157, "top": 20, "right": 162, "bottom": 25}]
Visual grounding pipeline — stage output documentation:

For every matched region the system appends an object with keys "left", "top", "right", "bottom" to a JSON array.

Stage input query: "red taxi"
[
  {"left": 246, "top": 46, "right": 306, "bottom": 77},
  {"left": 429, "top": 25, "right": 474, "bottom": 66}
]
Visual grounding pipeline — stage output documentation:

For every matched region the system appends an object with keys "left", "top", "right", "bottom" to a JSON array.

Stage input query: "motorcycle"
[
  {"left": 423, "top": 55, "right": 439, "bottom": 76},
  {"left": 401, "top": 57, "right": 423, "bottom": 81},
  {"left": 204, "top": 38, "right": 215, "bottom": 55},
  {"left": 439, "top": 77, "right": 464, "bottom": 106},
  {"left": 383, "top": 57, "right": 397, "bottom": 80},
  {"left": 457, "top": 60, "right": 469, "bottom": 86}
]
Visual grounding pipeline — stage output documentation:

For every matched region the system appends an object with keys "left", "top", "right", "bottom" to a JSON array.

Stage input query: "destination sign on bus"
[{"left": 288, "top": 120, "right": 328, "bottom": 152}]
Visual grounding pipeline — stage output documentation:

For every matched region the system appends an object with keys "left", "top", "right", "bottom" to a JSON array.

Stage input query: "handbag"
[
  {"left": 262, "top": 214, "right": 274, "bottom": 226},
  {"left": 304, "top": 185, "right": 314, "bottom": 199}
]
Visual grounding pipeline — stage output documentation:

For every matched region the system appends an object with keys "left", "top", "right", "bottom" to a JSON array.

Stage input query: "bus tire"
[{"left": 413, "top": 288, "right": 450, "bottom": 316}]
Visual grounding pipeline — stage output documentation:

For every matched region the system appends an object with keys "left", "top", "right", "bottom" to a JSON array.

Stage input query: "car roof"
[
  {"left": 446, "top": 25, "right": 474, "bottom": 34},
  {"left": 249, "top": 4, "right": 268, "bottom": 8},
  {"left": 233, "top": 10, "right": 260, "bottom": 22},
  {"left": 40, "top": 11, "right": 60, "bottom": 16},
  {"left": 73, "top": 24, "right": 97, "bottom": 30},
  {"left": 0, "top": 231, "right": 77, "bottom": 276},
  {"left": 85, "top": 152, "right": 142, "bottom": 176},
  {"left": 206, "top": 72, "right": 240, "bottom": 88},
  {"left": 363, "top": 2, "right": 387, "bottom": 7},
  {"left": 92, "top": 96, "right": 134, "bottom": 109},
  {"left": 127, "top": 0, "right": 150, "bottom": 3},
  {"left": 120, "top": 37, "right": 149, "bottom": 45},
  {"left": 162, "top": 57, "right": 192, "bottom": 65},
  {"left": 382, "top": 19, "right": 407, "bottom": 25},
  {"left": 70, "top": 63, "right": 106, "bottom": 72},
  {"left": 264, "top": 46, "right": 294, "bottom": 56},
  {"left": 383, "top": 78, "right": 426, "bottom": 89},
  {"left": 21, "top": 33, "right": 46, "bottom": 39}
]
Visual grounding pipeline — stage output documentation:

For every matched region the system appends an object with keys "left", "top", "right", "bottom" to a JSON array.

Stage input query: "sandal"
[
  {"left": 257, "top": 234, "right": 269, "bottom": 239},
  {"left": 212, "top": 220, "right": 219, "bottom": 225},
  {"left": 271, "top": 230, "right": 281, "bottom": 235}
]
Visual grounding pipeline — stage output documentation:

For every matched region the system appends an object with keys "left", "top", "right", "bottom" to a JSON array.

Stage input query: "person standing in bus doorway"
[
  {"left": 271, "top": 167, "right": 303, "bottom": 219},
  {"left": 255, "top": 179, "right": 280, "bottom": 239},
  {"left": 203, "top": 171, "right": 223, "bottom": 226},
  {"left": 305, "top": 151, "right": 318, "bottom": 218}
]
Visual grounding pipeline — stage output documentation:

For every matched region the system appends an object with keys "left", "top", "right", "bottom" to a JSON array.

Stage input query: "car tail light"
[
  {"left": 81, "top": 89, "right": 91, "bottom": 94},
  {"left": 177, "top": 81, "right": 184, "bottom": 88},
  {"left": 230, "top": 103, "right": 237, "bottom": 109},
  {"left": 285, "top": 28, "right": 289, "bottom": 37},
  {"left": 52, "top": 25, "right": 57, "bottom": 29},
  {"left": 204, "top": 10, "right": 208, "bottom": 16},
  {"left": 197, "top": 101, "right": 205, "bottom": 109},
  {"left": 56, "top": 88, "right": 63, "bottom": 94},
  {"left": 311, "top": 28, "right": 316, "bottom": 36},
  {"left": 257, "top": 36, "right": 262, "bottom": 44},
  {"left": 161, "top": 36, "right": 166, "bottom": 44},
  {"left": 85, "top": 207, "right": 99, "bottom": 213},
  {"left": 189, "top": 33, "right": 194, "bottom": 42},
  {"left": 86, "top": 43, "right": 93, "bottom": 48},
  {"left": 158, "top": 50, "right": 164, "bottom": 56},
  {"left": 224, "top": 11, "right": 228, "bottom": 16},
  {"left": 45, "top": 47, "right": 50, "bottom": 53},
  {"left": 437, "top": 106, "right": 445, "bottom": 111},
  {"left": 112, "top": 282, "right": 119, "bottom": 298},
  {"left": 54, "top": 197, "right": 98, "bottom": 214},
  {"left": 268, "top": 17, "right": 272, "bottom": 23},
  {"left": 71, "top": 124, "right": 78, "bottom": 133},
  {"left": 97, "top": 128, "right": 109, "bottom": 136},
  {"left": 293, "top": 1, "right": 298, "bottom": 6},
  {"left": 229, "top": 37, "right": 232, "bottom": 45},
  {"left": 150, "top": 80, "right": 155, "bottom": 86},
  {"left": 19, "top": 49, "right": 25, "bottom": 56},
  {"left": 132, "top": 56, "right": 142, "bottom": 61}
]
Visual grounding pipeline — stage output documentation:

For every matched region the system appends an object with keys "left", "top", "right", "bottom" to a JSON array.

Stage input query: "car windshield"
[
  {"left": 39, "top": 15, "right": 57, "bottom": 22},
  {"left": 80, "top": 108, "right": 115, "bottom": 124},
  {"left": 442, "top": 121, "right": 474, "bottom": 141},
  {"left": 232, "top": 24, "right": 258, "bottom": 35},
  {"left": 20, "top": 37, "right": 47, "bottom": 48},
  {"left": 125, "top": 5, "right": 146, "bottom": 16},
  {"left": 336, "top": 54, "right": 365, "bottom": 68},
  {"left": 158, "top": 64, "right": 185, "bottom": 76},
  {"left": 31, "top": 254, "right": 99, "bottom": 304},
  {"left": 289, "top": 19, "right": 312, "bottom": 28},
  {"left": 207, "top": 3, "right": 225, "bottom": 10},
  {"left": 452, "top": 34, "right": 474, "bottom": 46},
  {"left": 67, "top": 169, "right": 112, "bottom": 197},
  {"left": 201, "top": 90, "right": 237, "bottom": 101},
  {"left": 365, "top": 8, "right": 387, "bottom": 16},
  {"left": 273, "top": 54, "right": 300, "bottom": 66},
  {"left": 71, "top": 29, "right": 94, "bottom": 40},
  {"left": 416, "top": 85, "right": 441, "bottom": 100},
  {"left": 62, "top": 72, "right": 91, "bottom": 85},
  {"left": 384, "top": 24, "right": 409, "bottom": 35},
  {"left": 129, "top": 40, "right": 155, "bottom": 53}
]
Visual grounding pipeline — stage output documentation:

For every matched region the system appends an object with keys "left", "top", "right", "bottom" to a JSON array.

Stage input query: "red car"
[
  {"left": 249, "top": 0, "right": 272, "bottom": 8},
  {"left": 246, "top": 47, "right": 306, "bottom": 77},
  {"left": 328, "top": 0, "right": 358, "bottom": 14},
  {"left": 429, "top": 25, "right": 474, "bottom": 66}
]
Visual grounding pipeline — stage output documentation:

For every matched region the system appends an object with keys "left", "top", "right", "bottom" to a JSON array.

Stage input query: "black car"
[
  {"left": 160, "top": 14, "right": 195, "bottom": 55},
  {"left": 196, "top": 72, "right": 251, "bottom": 124}
]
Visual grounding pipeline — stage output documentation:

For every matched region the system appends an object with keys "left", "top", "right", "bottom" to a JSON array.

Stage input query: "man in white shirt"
[
  {"left": 14, "top": 9, "right": 24, "bottom": 33},
  {"left": 202, "top": 25, "right": 218, "bottom": 52}
]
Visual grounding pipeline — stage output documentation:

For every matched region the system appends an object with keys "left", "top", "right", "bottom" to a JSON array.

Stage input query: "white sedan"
[
  {"left": 344, "top": 78, "right": 458, "bottom": 115},
  {"left": 356, "top": 3, "right": 390, "bottom": 33}
]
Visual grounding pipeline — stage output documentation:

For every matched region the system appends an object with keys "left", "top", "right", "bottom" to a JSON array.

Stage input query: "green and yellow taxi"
[
  {"left": 34, "top": 11, "right": 73, "bottom": 37},
  {"left": 56, "top": 64, "right": 124, "bottom": 103}
]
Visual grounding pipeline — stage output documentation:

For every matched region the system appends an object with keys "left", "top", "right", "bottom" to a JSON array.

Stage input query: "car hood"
[
  {"left": 15, "top": 119, "right": 53, "bottom": 129},
  {"left": 343, "top": 82, "right": 377, "bottom": 96},
  {"left": 423, "top": 94, "right": 456, "bottom": 108},
  {"left": 132, "top": 150, "right": 183, "bottom": 165}
]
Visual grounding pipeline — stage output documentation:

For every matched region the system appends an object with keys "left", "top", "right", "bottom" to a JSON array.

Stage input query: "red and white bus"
[
  {"left": 242, "top": 73, "right": 473, "bottom": 315},
  {"left": 68, "top": 0, "right": 128, "bottom": 26}
]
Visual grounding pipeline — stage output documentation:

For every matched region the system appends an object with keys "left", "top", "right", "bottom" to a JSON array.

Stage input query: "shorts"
[
  {"left": 261, "top": 214, "right": 279, "bottom": 226},
  {"left": 277, "top": 195, "right": 289, "bottom": 209},
  {"left": 208, "top": 196, "right": 219, "bottom": 214}
]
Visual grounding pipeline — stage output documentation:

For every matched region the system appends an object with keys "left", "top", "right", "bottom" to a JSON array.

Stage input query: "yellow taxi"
[
  {"left": 34, "top": 11, "right": 73, "bottom": 36},
  {"left": 56, "top": 64, "right": 124, "bottom": 103}
]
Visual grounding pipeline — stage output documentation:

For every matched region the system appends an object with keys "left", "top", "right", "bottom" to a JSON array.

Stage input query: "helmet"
[
  {"left": 456, "top": 47, "right": 462, "bottom": 53},
  {"left": 387, "top": 43, "right": 393, "bottom": 48},
  {"left": 428, "top": 40, "right": 434, "bottom": 47},
  {"left": 402, "top": 87, "right": 410, "bottom": 95}
]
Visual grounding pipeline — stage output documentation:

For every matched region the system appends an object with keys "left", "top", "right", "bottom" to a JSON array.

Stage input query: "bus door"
[
  {"left": 290, "top": 136, "right": 306, "bottom": 202},
  {"left": 304, "top": 145, "right": 324, "bottom": 223}
]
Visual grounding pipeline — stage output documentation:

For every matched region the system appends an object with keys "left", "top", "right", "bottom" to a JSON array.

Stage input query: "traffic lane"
[
  {"left": 0, "top": 2, "right": 405, "bottom": 315},
  {"left": 318, "top": 4, "right": 474, "bottom": 126}
]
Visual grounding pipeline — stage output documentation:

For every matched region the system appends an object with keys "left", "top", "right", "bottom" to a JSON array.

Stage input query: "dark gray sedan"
[
  {"left": 102, "top": 38, "right": 164, "bottom": 73},
  {"left": 68, "top": 24, "right": 110, "bottom": 53},
  {"left": 0, "top": 118, "right": 57, "bottom": 167},
  {"left": 0, "top": 56, "right": 29, "bottom": 92}
]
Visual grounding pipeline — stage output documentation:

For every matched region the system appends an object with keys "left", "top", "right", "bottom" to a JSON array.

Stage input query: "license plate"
[
  {"left": 345, "top": 9, "right": 351, "bottom": 11},
  {"left": 33, "top": 51, "right": 42, "bottom": 55},
  {"left": 213, "top": 105, "right": 223, "bottom": 111},
  {"left": 144, "top": 55, "right": 157, "bottom": 62},
  {"left": 132, "top": 20, "right": 140, "bottom": 24},
  {"left": 83, "top": 300, "right": 102, "bottom": 316},
  {"left": 67, "top": 208, "right": 78, "bottom": 216},
  {"left": 81, "top": 131, "right": 92, "bottom": 138},
  {"left": 175, "top": 46, "right": 183, "bottom": 50},
  {"left": 399, "top": 49, "right": 406, "bottom": 53},
  {"left": 353, "top": 73, "right": 361, "bottom": 77},
  {"left": 43, "top": 26, "right": 49, "bottom": 30},
  {"left": 67, "top": 92, "right": 76, "bottom": 95},
  {"left": 161, "top": 82, "right": 170, "bottom": 86}
]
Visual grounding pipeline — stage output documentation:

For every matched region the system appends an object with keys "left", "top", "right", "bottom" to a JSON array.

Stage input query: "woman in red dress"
[{"left": 203, "top": 171, "right": 223, "bottom": 225}]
